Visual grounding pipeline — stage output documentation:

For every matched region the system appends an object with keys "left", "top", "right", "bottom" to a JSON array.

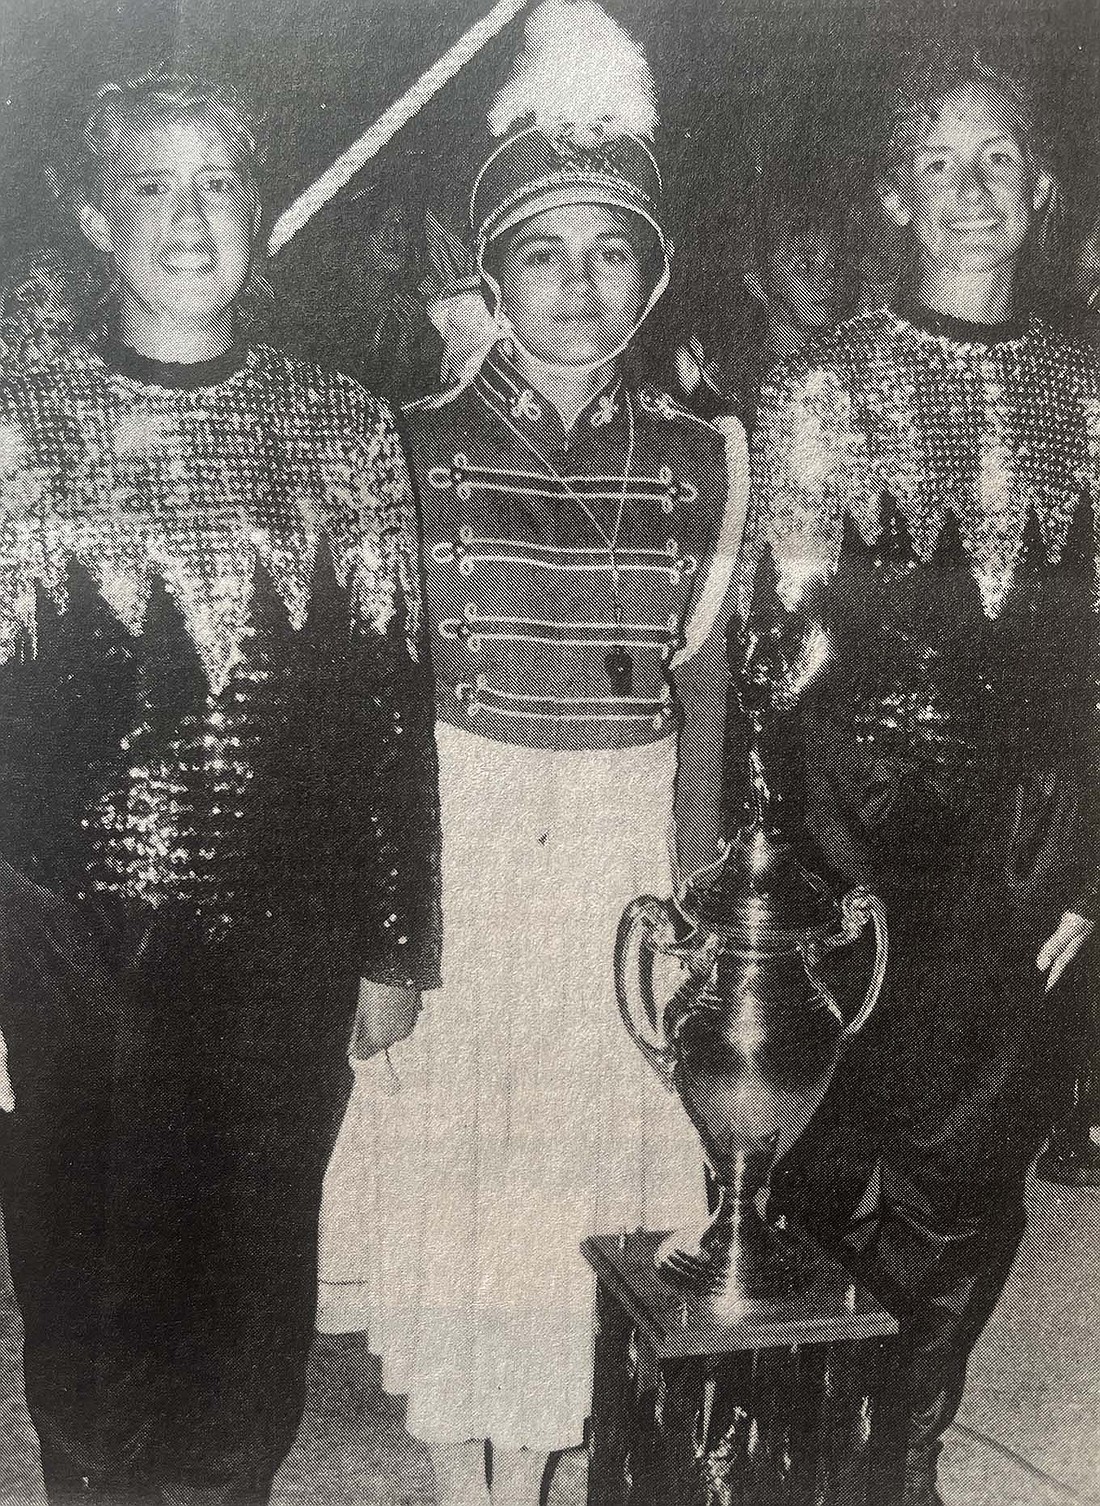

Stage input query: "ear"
[
  {"left": 1033, "top": 170, "right": 1055, "bottom": 217},
  {"left": 879, "top": 186, "right": 911, "bottom": 230},
  {"left": 78, "top": 202, "right": 112, "bottom": 256}
]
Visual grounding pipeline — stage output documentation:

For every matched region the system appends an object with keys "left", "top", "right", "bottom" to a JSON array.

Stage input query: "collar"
[
  {"left": 891, "top": 298, "right": 1029, "bottom": 348},
  {"left": 100, "top": 332, "right": 249, "bottom": 390},
  {"left": 475, "top": 341, "right": 627, "bottom": 450}
]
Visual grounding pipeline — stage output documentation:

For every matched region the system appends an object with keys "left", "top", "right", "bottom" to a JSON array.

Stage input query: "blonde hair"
[
  {"left": 68, "top": 69, "right": 262, "bottom": 207},
  {"left": 43, "top": 68, "right": 271, "bottom": 339},
  {"left": 879, "top": 43, "right": 1049, "bottom": 185}
]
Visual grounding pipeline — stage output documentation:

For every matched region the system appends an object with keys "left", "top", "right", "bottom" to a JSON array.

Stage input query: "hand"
[
  {"left": 350, "top": 979, "right": 422, "bottom": 1061},
  {"left": 839, "top": 885, "right": 877, "bottom": 942},
  {"left": 0, "top": 856, "right": 111, "bottom": 1114},
  {"left": 0, "top": 1027, "right": 12, "bottom": 1112},
  {"left": 1037, "top": 911, "right": 1094, "bottom": 993}
]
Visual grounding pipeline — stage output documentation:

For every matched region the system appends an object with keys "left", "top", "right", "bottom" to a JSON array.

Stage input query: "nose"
[
  {"left": 956, "top": 162, "right": 994, "bottom": 207},
  {"left": 560, "top": 253, "right": 599, "bottom": 309},
  {"left": 171, "top": 179, "right": 210, "bottom": 234}
]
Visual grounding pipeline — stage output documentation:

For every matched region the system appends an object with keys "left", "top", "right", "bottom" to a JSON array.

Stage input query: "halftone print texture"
[{"left": 1, "top": 3, "right": 1099, "bottom": 1506}]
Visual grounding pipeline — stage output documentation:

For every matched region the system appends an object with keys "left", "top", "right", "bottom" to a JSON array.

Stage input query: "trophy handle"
[
  {"left": 614, "top": 897, "right": 678, "bottom": 1092},
  {"left": 825, "top": 887, "right": 888, "bottom": 1043}
]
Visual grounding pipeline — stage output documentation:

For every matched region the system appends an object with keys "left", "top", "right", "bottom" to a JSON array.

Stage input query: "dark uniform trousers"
[
  {"left": 0, "top": 890, "right": 356, "bottom": 1506},
  {"left": 768, "top": 760, "right": 1090, "bottom": 1504}
]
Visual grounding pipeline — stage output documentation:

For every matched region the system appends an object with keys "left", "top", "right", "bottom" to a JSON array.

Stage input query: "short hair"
[
  {"left": 875, "top": 40, "right": 1062, "bottom": 269},
  {"left": 878, "top": 42, "right": 1050, "bottom": 186},
  {"left": 39, "top": 69, "right": 271, "bottom": 343},
  {"left": 50, "top": 68, "right": 263, "bottom": 222}
]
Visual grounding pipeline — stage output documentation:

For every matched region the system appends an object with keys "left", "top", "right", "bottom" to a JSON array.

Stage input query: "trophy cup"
[{"left": 614, "top": 562, "right": 887, "bottom": 1309}]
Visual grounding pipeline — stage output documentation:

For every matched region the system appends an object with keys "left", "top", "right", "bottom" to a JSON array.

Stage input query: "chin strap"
[{"left": 478, "top": 254, "right": 671, "bottom": 376}]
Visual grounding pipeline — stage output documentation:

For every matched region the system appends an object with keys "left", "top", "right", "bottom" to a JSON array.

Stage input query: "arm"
[
  {"left": 736, "top": 364, "right": 877, "bottom": 885},
  {"left": 1038, "top": 513, "right": 1100, "bottom": 989},
  {"left": 0, "top": 855, "right": 114, "bottom": 1111},
  {"left": 671, "top": 418, "right": 749, "bottom": 879},
  {"left": 670, "top": 415, "right": 750, "bottom": 669},
  {"left": 347, "top": 404, "right": 442, "bottom": 1029}
]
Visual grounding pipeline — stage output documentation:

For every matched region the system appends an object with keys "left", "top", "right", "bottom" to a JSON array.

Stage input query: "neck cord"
[{"left": 475, "top": 382, "right": 637, "bottom": 621}]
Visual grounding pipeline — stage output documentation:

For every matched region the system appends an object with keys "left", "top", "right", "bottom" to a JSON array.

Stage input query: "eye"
[
  {"left": 201, "top": 173, "right": 243, "bottom": 196},
  {"left": 985, "top": 145, "right": 1023, "bottom": 168},
  {"left": 597, "top": 240, "right": 639, "bottom": 269},
  {"left": 920, "top": 155, "right": 951, "bottom": 176},
  {"left": 132, "top": 178, "right": 172, "bottom": 197},
  {"left": 521, "top": 246, "right": 557, "bottom": 268}
]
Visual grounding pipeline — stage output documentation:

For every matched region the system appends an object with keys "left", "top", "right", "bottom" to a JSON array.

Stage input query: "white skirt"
[{"left": 317, "top": 722, "right": 707, "bottom": 1450}]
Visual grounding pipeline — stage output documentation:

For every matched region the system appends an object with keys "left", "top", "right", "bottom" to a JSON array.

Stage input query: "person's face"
[
  {"left": 80, "top": 115, "right": 258, "bottom": 341},
  {"left": 765, "top": 227, "right": 841, "bottom": 333},
  {"left": 496, "top": 203, "right": 650, "bottom": 366},
  {"left": 883, "top": 84, "right": 1046, "bottom": 278}
]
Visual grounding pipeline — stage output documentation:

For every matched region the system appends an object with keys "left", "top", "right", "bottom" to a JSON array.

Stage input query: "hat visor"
[{"left": 480, "top": 185, "right": 666, "bottom": 252}]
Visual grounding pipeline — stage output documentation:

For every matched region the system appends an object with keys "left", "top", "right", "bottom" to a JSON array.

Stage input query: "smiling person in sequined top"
[
  {"left": 743, "top": 44, "right": 1099, "bottom": 1506},
  {"left": 78, "top": 104, "right": 259, "bottom": 358},
  {"left": 878, "top": 65, "right": 1055, "bottom": 325},
  {"left": 0, "top": 70, "right": 440, "bottom": 1506}
]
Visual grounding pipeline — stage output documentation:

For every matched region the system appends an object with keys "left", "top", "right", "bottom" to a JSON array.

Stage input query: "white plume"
[{"left": 488, "top": 0, "right": 657, "bottom": 143}]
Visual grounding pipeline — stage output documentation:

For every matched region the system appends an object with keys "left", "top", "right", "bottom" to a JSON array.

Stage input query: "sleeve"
[
  {"left": 674, "top": 415, "right": 750, "bottom": 662},
  {"left": 1067, "top": 537, "right": 1100, "bottom": 919},
  {"left": 737, "top": 360, "right": 849, "bottom": 621},
  {"left": 672, "top": 418, "right": 748, "bottom": 880},
  {"left": 347, "top": 402, "right": 442, "bottom": 991}
]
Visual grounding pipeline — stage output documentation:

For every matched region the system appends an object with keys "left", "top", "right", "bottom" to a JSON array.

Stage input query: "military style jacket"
[{"left": 402, "top": 343, "right": 739, "bottom": 759}]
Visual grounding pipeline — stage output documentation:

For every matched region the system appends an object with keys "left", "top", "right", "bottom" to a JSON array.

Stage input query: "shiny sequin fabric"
[
  {"left": 0, "top": 343, "right": 441, "bottom": 984},
  {"left": 750, "top": 306, "right": 1100, "bottom": 617},
  {"left": 745, "top": 303, "right": 1100, "bottom": 913}
]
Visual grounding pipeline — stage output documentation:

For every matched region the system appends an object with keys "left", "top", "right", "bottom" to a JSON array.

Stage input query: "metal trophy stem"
[{"left": 614, "top": 560, "right": 888, "bottom": 1312}]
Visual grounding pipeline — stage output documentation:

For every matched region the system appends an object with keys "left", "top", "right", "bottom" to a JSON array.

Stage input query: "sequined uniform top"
[
  {"left": 0, "top": 340, "right": 442, "bottom": 988},
  {"left": 744, "top": 303, "right": 1100, "bottom": 920},
  {"left": 404, "top": 343, "right": 731, "bottom": 753}
]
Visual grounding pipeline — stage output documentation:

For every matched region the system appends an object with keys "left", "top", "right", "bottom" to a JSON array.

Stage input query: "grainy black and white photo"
[{"left": 0, "top": 2, "right": 1096, "bottom": 1505}]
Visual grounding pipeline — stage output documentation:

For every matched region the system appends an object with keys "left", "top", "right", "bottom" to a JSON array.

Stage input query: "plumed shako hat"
[{"left": 470, "top": 0, "right": 666, "bottom": 254}]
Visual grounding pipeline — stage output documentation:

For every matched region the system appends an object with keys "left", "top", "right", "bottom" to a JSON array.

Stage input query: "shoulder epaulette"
[
  {"left": 636, "top": 385, "right": 721, "bottom": 430},
  {"left": 403, "top": 381, "right": 470, "bottom": 416}
]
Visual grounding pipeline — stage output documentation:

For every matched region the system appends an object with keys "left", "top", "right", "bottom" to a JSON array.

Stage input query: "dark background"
[{"left": 0, "top": 0, "right": 1097, "bottom": 379}]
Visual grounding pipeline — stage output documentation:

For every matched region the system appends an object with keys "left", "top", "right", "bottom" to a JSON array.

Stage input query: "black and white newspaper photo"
[{"left": 0, "top": 1, "right": 1096, "bottom": 1503}]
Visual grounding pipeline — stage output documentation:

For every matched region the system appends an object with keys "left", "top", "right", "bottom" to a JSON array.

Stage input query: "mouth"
[
  {"left": 947, "top": 218, "right": 1002, "bottom": 234},
  {"left": 161, "top": 250, "right": 217, "bottom": 273}
]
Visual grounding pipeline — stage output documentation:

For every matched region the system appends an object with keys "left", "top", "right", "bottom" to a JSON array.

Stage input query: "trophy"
[{"left": 614, "top": 560, "right": 887, "bottom": 1309}]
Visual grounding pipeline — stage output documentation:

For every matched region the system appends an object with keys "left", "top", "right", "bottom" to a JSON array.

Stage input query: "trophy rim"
[{"left": 675, "top": 826, "right": 840, "bottom": 953}]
